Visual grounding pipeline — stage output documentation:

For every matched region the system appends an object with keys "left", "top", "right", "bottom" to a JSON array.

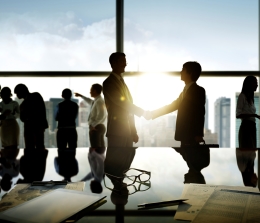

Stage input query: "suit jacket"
[
  {"left": 55, "top": 99, "right": 79, "bottom": 128},
  {"left": 103, "top": 74, "right": 144, "bottom": 137},
  {"left": 152, "top": 83, "right": 205, "bottom": 142},
  {"left": 20, "top": 92, "right": 48, "bottom": 130}
]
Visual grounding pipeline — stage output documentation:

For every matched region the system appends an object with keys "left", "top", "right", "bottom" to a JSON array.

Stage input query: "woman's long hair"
[{"left": 241, "top": 76, "right": 256, "bottom": 105}]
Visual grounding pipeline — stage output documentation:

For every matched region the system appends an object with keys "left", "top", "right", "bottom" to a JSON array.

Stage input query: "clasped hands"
[{"left": 143, "top": 110, "right": 153, "bottom": 120}]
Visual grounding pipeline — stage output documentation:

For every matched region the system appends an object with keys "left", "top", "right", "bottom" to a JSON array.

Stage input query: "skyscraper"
[
  {"left": 205, "top": 96, "right": 209, "bottom": 130},
  {"left": 214, "top": 97, "right": 231, "bottom": 147},
  {"left": 235, "top": 92, "right": 259, "bottom": 147}
]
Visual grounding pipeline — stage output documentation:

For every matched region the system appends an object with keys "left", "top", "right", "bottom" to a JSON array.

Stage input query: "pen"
[
  {"left": 138, "top": 199, "right": 188, "bottom": 208},
  {"left": 31, "top": 181, "right": 68, "bottom": 186}
]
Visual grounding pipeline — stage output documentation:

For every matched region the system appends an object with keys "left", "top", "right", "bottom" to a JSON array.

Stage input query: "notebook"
[{"left": 0, "top": 188, "right": 106, "bottom": 223}]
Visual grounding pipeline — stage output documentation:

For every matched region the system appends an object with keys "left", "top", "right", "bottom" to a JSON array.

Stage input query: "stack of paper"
[
  {"left": 0, "top": 181, "right": 85, "bottom": 212},
  {"left": 174, "top": 184, "right": 259, "bottom": 222}
]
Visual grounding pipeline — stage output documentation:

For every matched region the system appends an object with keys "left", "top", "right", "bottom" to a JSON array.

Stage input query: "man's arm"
[
  {"left": 103, "top": 80, "right": 144, "bottom": 117},
  {"left": 152, "top": 94, "right": 182, "bottom": 119}
]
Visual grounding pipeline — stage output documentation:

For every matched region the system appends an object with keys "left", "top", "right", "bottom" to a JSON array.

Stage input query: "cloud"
[{"left": 0, "top": 12, "right": 257, "bottom": 71}]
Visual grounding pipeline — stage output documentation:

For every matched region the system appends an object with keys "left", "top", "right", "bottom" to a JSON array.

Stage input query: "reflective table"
[{"left": 0, "top": 147, "right": 258, "bottom": 223}]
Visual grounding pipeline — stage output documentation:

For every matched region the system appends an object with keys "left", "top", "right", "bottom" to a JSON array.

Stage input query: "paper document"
[
  {"left": 0, "top": 181, "right": 85, "bottom": 212},
  {"left": 192, "top": 189, "right": 260, "bottom": 223},
  {"left": 174, "top": 184, "right": 259, "bottom": 221}
]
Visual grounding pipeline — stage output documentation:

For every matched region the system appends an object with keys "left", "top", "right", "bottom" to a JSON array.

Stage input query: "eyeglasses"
[
  {"left": 104, "top": 175, "right": 151, "bottom": 195},
  {"left": 103, "top": 168, "right": 151, "bottom": 195}
]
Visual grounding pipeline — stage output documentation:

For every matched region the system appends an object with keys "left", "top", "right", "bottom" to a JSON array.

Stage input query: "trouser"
[
  {"left": 57, "top": 128, "right": 77, "bottom": 150},
  {"left": 24, "top": 127, "right": 45, "bottom": 149},
  {"left": 89, "top": 124, "right": 106, "bottom": 148},
  {"left": 239, "top": 120, "right": 256, "bottom": 148},
  {"left": 107, "top": 135, "right": 133, "bottom": 147}
]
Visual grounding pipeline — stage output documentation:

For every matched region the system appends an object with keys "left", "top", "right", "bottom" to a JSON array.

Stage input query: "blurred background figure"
[
  {"left": 56, "top": 88, "right": 78, "bottom": 150},
  {"left": 81, "top": 147, "right": 106, "bottom": 194},
  {"left": 75, "top": 83, "right": 107, "bottom": 148},
  {"left": 14, "top": 84, "right": 48, "bottom": 149},
  {"left": 236, "top": 76, "right": 260, "bottom": 148},
  {"left": 236, "top": 149, "right": 258, "bottom": 187},
  {"left": 0, "top": 149, "right": 20, "bottom": 191},
  {"left": 54, "top": 149, "right": 78, "bottom": 182},
  {"left": 175, "top": 146, "right": 210, "bottom": 184},
  {"left": 0, "top": 87, "right": 20, "bottom": 149},
  {"left": 17, "top": 149, "right": 48, "bottom": 183}
]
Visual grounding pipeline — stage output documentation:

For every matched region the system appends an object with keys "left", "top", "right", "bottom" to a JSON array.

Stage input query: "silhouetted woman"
[
  {"left": 236, "top": 76, "right": 260, "bottom": 148},
  {"left": 0, "top": 87, "right": 20, "bottom": 149}
]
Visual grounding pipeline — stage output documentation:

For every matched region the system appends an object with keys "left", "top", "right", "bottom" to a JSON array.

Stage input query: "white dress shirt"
[
  {"left": 236, "top": 93, "right": 256, "bottom": 122},
  {"left": 0, "top": 100, "right": 20, "bottom": 120},
  {"left": 81, "top": 95, "right": 107, "bottom": 127}
]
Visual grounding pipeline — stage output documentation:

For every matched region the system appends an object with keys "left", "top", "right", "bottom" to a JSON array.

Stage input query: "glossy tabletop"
[{"left": 0, "top": 147, "right": 258, "bottom": 223}]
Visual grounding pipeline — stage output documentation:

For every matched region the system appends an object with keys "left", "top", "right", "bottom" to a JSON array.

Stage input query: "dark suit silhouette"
[
  {"left": 20, "top": 92, "right": 48, "bottom": 149},
  {"left": 153, "top": 83, "right": 205, "bottom": 143},
  {"left": 55, "top": 99, "right": 79, "bottom": 150},
  {"left": 103, "top": 74, "right": 143, "bottom": 147}
]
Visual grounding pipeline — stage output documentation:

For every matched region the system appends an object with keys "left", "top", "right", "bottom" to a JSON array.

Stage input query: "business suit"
[
  {"left": 103, "top": 73, "right": 144, "bottom": 147},
  {"left": 20, "top": 92, "right": 48, "bottom": 149},
  {"left": 152, "top": 83, "right": 205, "bottom": 143},
  {"left": 55, "top": 99, "right": 79, "bottom": 150}
]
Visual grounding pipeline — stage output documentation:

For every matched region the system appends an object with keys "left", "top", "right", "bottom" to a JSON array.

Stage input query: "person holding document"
[{"left": 145, "top": 62, "right": 206, "bottom": 146}]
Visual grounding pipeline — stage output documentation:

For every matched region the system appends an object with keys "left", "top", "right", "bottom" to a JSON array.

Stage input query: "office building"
[{"left": 214, "top": 97, "right": 231, "bottom": 147}]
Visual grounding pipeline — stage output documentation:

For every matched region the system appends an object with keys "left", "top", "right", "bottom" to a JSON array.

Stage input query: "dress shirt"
[
  {"left": 236, "top": 93, "right": 256, "bottom": 122},
  {"left": 0, "top": 100, "right": 20, "bottom": 120},
  {"left": 81, "top": 95, "right": 107, "bottom": 127}
]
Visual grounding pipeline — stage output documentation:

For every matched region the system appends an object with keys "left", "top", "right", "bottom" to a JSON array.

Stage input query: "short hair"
[
  {"left": 1, "top": 87, "right": 12, "bottom": 97},
  {"left": 14, "top": 84, "right": 29, "bottom": 94},
  {"left": 62, "top": 88, "right": 72, "bottom": 99},
  {"left": 92, "top": 84, "right": 102, "bottom": 94},
  {"left": 109, "top": 52, "right": 125, "bottom": 67},
  {"left": 183, "top": 61, "right": 202, "bottom": 81}
]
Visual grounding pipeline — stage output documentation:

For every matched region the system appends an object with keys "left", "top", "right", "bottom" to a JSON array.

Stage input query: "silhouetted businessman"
[
  {"left": 103, "top": 52, "right": 146, "bottom": 147},
  {"left": 55, "top": 89, "right": 79, "bottom": 150},
  {"left": 150, "top": 62, "right": 205, "bottom": 146},
  {"left": 14, "top": 84, "right": 48, "bottom": 149}
]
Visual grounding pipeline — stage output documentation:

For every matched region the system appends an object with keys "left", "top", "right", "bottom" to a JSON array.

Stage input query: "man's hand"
[
  {"left": 133, "top": 134, "right": 139, "bottom": 143},
  {"left": 75, "top": 92, "right": 82, "bottom": 97},
  {"left": 195, "top": 136, "right": 205, "bottom": 143},
  {"left": 143, "top": 111, "right": 152, "bottom": 120}
]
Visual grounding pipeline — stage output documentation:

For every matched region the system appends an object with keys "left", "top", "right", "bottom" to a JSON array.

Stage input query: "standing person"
[
  {"left": 236, "top": 76, "right": 260, "bottom": 148},
  {"left": 75, "top": 84, "right": 107, "bottom": 148},
  {"left": 56, "top": 88, "right": 78, "bottom": 150},
  {"left": 0, "top": 87, "right": 20, "bottom": 149},
  {"left": 14, "top": 84, "right": 48, "bottom": 149},
  {"left": 103, "top": 52, "right": 146, "bottom": 147},
  {"left": 148, "top": 61, "right": 206, "bottom": 146}
]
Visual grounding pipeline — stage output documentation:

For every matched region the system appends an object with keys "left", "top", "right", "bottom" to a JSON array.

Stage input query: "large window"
[
  {"left": 125, "top": 0, "right": 258, "bottom": 71},
  {"left": 0, "top": 0, "right": 115, "bottom": 71}
]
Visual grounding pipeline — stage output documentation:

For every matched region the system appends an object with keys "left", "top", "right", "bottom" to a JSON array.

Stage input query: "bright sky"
[{"left": 0, "top": 0, "right": 258, "bottom": 148}]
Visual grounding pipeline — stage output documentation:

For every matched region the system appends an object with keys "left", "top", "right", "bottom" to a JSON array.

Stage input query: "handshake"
[{"left": 143, "top": 110, "right": 153, "bottom": 120}]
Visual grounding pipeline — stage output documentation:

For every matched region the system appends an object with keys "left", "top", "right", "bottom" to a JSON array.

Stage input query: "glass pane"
[
  {"left": 0, "top": 0, "right": 115, "bottom": 71},
  {"left": 0, "top": 75, "right": 259, "bottom": 148},
  {"left": 125, "top": 0, "right": 258, "bottom": 71}
]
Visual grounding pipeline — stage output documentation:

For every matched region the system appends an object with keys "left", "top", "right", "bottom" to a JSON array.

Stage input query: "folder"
[{"left": 0, "top": 189, "right": 106, "bottom": 223}]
